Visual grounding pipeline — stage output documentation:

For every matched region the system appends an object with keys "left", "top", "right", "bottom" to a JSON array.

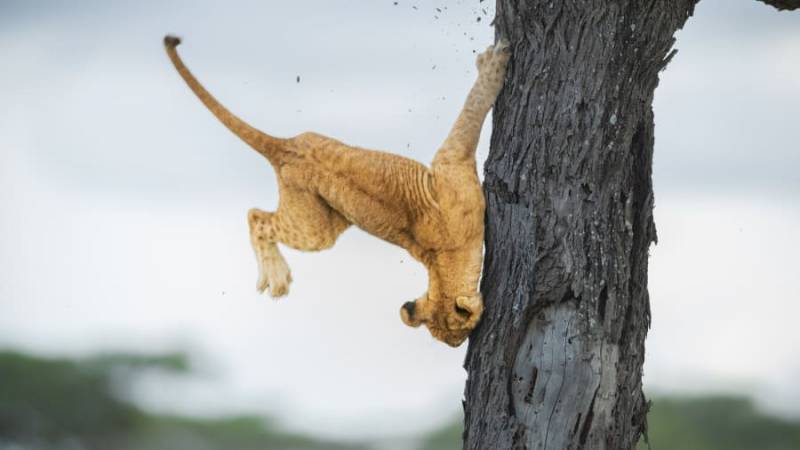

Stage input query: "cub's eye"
[{"left": 455, "top": 304, "right": 471, "bottom": 318}]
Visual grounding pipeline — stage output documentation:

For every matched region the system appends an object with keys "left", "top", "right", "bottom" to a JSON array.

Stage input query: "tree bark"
[
  {"left": 756, "top": 0, "right": 800, "bottom": 11},
  {"left": 463, "top": 2, "right": 697, "bottom": 449}
]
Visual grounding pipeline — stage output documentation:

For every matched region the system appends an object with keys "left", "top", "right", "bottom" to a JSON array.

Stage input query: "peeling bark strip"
[{"left": 463, "top": 2, "right": 698, "bottom": 449}]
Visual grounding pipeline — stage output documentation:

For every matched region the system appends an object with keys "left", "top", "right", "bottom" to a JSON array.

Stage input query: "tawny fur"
[{"left": 164, "top": 35, "right": 510, "bottom": 346}]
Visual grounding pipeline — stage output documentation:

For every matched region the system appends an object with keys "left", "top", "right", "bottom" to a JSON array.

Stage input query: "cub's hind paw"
[{"left": 256, "top": 257, "right": 292, "bottom": 298}]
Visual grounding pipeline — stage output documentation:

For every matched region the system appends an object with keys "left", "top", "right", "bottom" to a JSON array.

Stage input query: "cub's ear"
[
  {"left": 400, "top": 301, "right": 422, "bottom": 328},
  {"left": 456, "top": 295, "right": 484, "bottom": 329}
]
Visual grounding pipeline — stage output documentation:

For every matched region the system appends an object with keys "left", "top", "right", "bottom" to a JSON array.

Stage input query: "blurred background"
[{"left": 0, "top": 0, "right": 798, "bottom": 449}]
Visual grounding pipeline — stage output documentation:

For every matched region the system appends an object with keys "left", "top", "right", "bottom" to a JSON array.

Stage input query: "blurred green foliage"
[
  {"left": 418, "top": 419, "right": 462, "bottom": 450},
  {"left": 417, "top": 397, "right": 800, "bottom": 450},
  {"left": 639, "top": 396, "right": 800, "bottom": 450},
  {"left": 2, "top": 350, "right": 800, "bottom": 450},
  {"left": 0, "top": 351, "right": 362, "bottom": 450}
]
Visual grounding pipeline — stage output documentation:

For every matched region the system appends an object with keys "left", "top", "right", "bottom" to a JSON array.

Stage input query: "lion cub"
[{"left": 164, "top": 35, "right": 510, "bottom": 346}]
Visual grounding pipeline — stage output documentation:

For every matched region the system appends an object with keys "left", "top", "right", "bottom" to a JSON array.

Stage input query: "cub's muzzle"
[{"left": 400, "top": 301, "right": 422, "bottom": 328}]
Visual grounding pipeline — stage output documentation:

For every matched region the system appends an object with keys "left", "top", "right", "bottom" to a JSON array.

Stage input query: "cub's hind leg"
[{"left": 248, "top": 186, "right": 350, "bottom": 297}]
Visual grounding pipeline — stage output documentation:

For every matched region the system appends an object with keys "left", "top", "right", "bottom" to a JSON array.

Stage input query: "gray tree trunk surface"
[{"left": 463, "top": 2, "right": 697, "bottom": 449}]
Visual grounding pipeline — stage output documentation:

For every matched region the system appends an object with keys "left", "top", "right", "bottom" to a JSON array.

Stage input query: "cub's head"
[{"left": 399, "top": 292, "right": 483, "bottom": 347}]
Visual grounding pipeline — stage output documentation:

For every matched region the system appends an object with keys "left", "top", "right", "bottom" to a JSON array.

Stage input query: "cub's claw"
[{"left": 494, "top": 39, "right": 510, "bottom": 53}]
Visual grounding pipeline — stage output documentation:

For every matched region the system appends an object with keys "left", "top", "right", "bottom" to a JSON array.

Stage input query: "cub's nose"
[{"left": 400, "top": 300, "right": 422, "bottom": 328}]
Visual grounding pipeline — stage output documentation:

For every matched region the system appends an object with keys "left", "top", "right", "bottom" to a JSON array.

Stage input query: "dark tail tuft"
[{"left": 164, "top": 35, "right": 182, "bottom": 48}]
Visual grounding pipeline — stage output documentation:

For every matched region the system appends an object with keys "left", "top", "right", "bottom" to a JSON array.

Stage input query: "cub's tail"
[{"left": 163, "top": 35, "right": 286, "bottom": 164}]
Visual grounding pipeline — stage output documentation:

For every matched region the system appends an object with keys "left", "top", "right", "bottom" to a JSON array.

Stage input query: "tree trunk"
[{"left": 463, "top": 2, "right": 697, "bottom": 449}]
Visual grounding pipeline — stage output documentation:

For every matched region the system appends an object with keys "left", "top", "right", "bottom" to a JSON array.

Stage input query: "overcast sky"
[{"left": 1, "top": 0, "right": 798, "bottom": 440}]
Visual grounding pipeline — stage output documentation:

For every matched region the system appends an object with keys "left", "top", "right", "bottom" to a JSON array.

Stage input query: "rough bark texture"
[{"left": 463, "top": 2, "right": 697, "bottom": 449}]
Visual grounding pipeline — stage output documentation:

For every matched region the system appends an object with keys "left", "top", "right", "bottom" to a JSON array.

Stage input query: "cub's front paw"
[
  {"left": 476, "top": 40, "right": 511, "bottom": 97},
  {"left": 476, "top": 40, "right": 511, "bottom": 74}
]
